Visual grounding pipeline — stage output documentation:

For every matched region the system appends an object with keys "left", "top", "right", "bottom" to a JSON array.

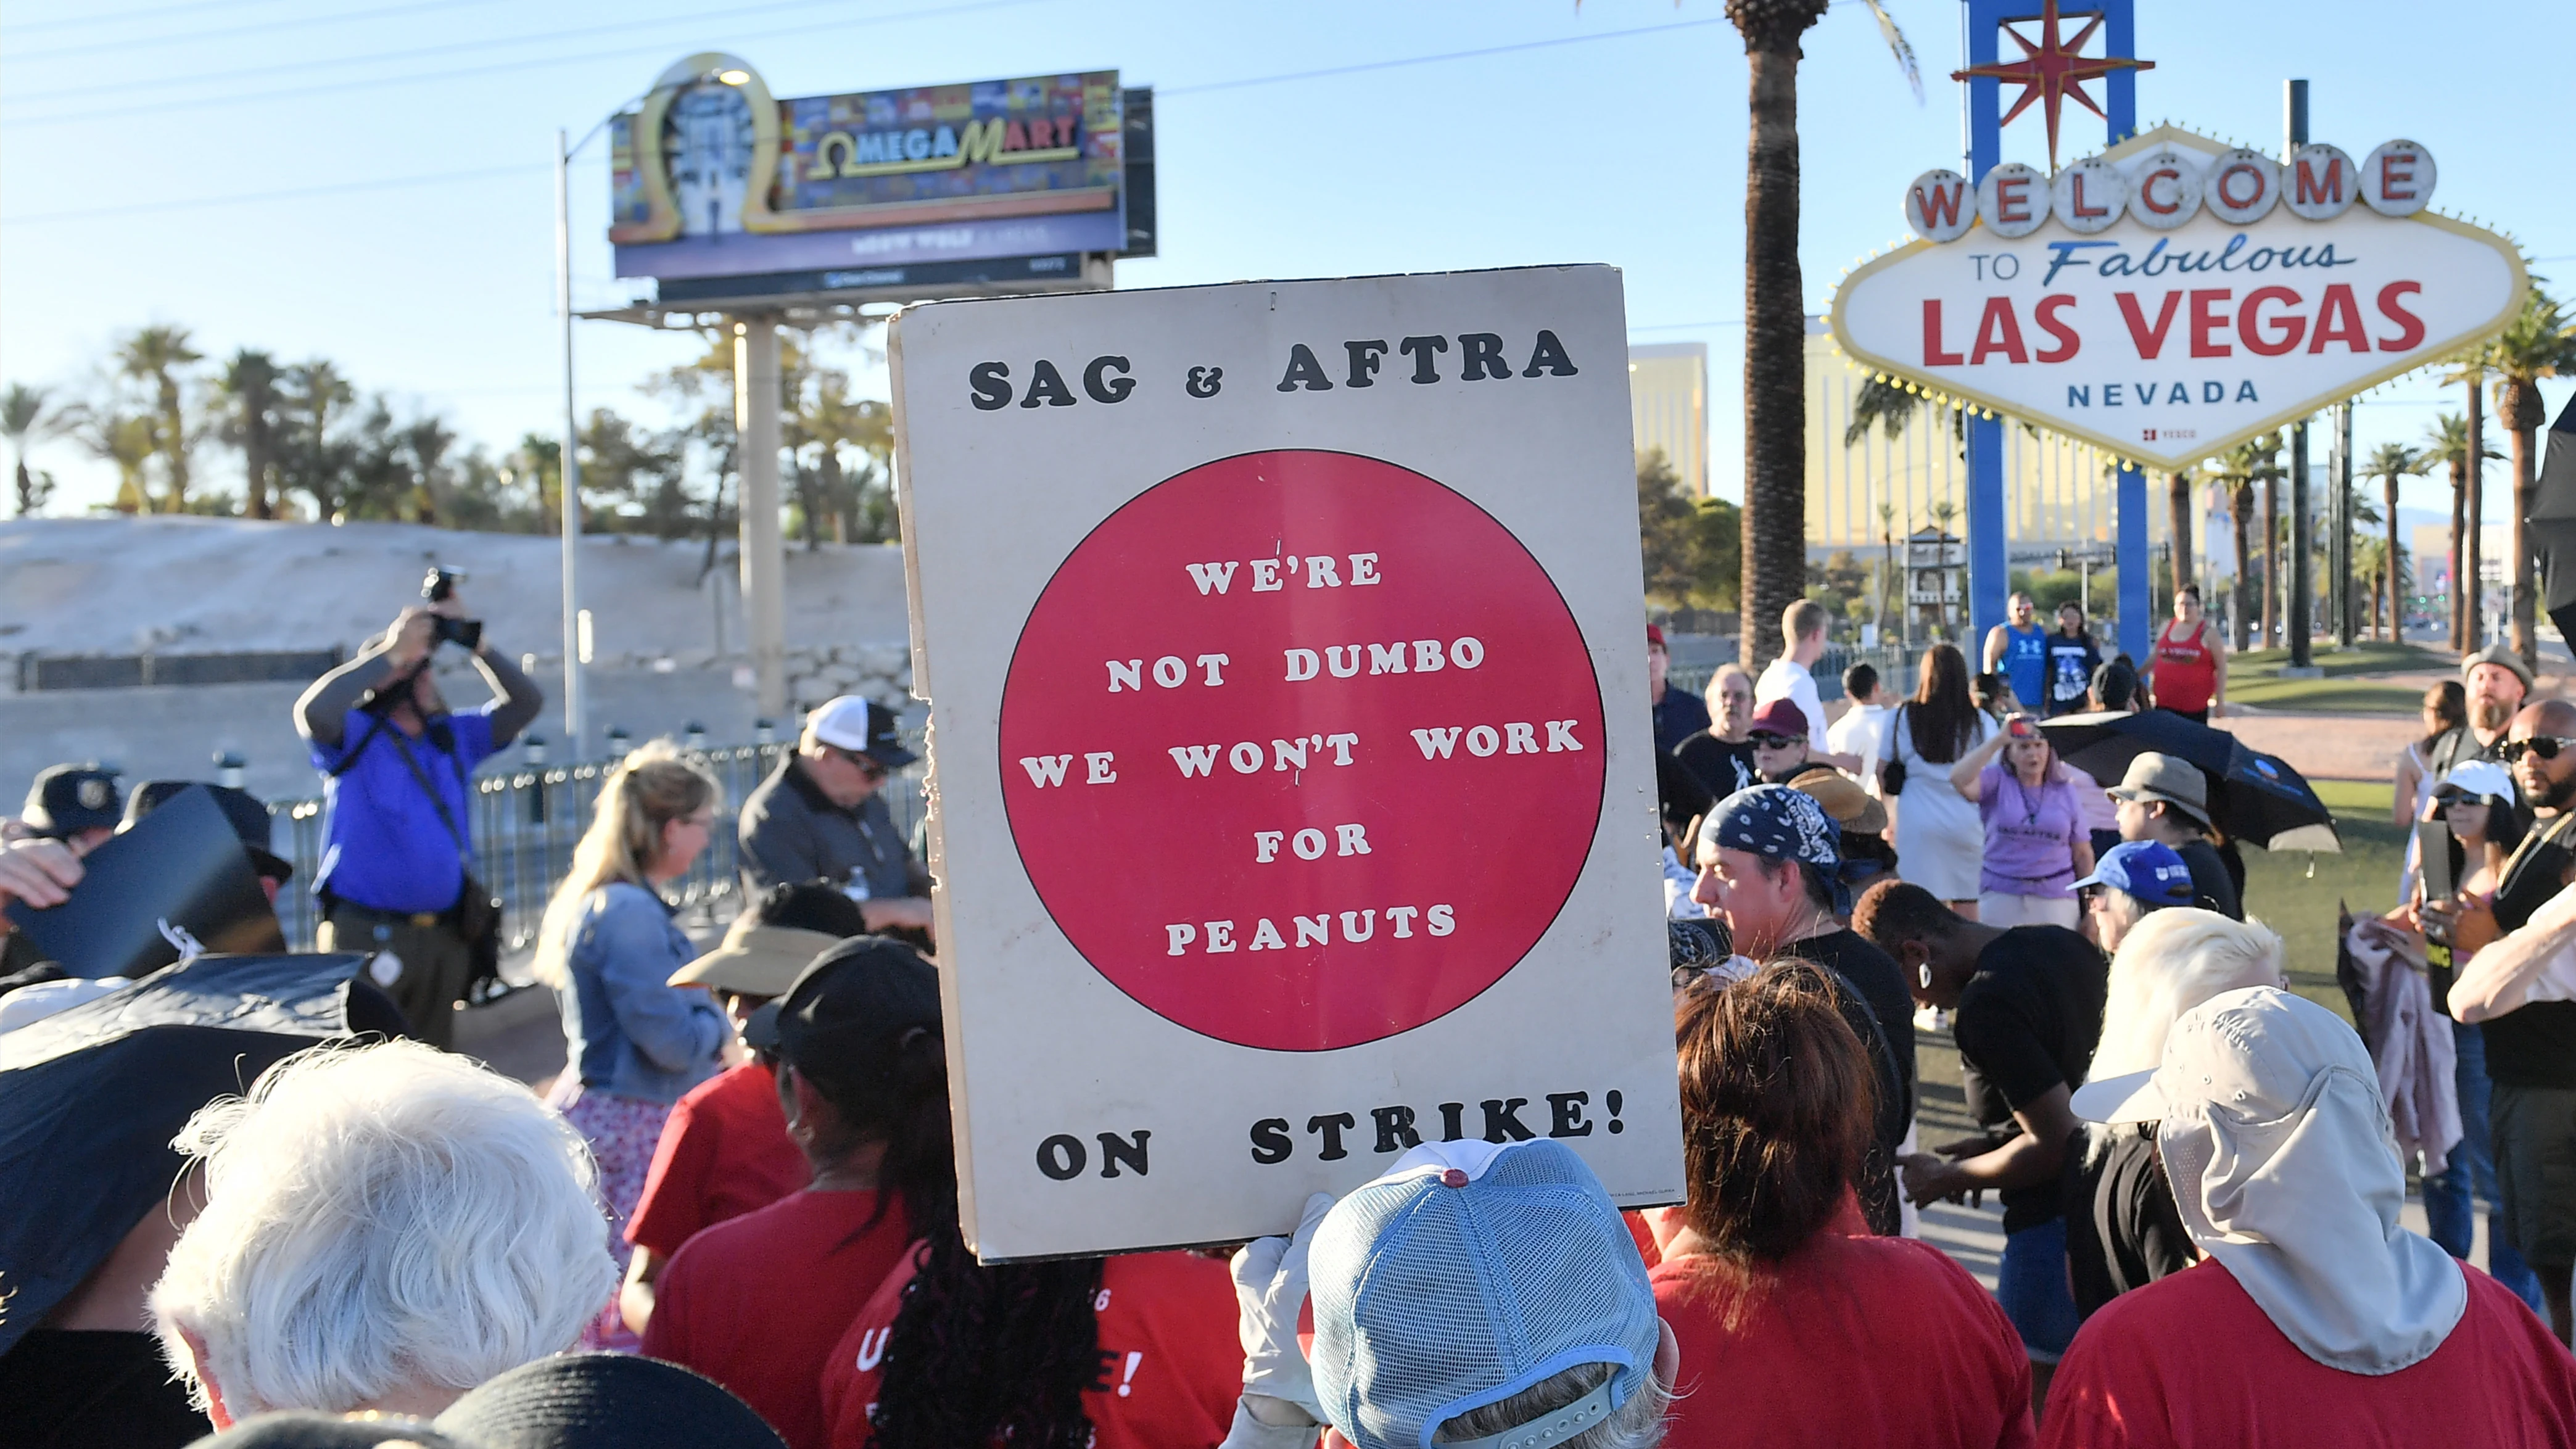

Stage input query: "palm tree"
[
  {"left": 2488, "top": 287, "right": 2576, "bottom": 667},
  {"left": 2361, "top": 443, "right": 2430, "bottom": 642},
  {"left": 72, "top": 407, "right": 158, "bottom": 514},
  {"left": 2166, "top": 470, "right": 2194, "bottom": 614},
  {"left": 2441, "top": 347, "right": 2492, "bottom": 649},
  {"left": 277, "top": 360, "right": 355, "bottom": 522},
  {"left": 2354, "top": 535, "right": 2390, "bottom": 637},
  {"left": 2425, "top": 413, "right": 2501, "bottom": 650},
  {"left": 2, "top": 384, "right": 62, "bottom": 516},
  {"left": 2207, "top": 438, "right": 2273, "bottom": 650},
  {"left": 115, "top": 325, "right": 201, "bottom": 512},
  {"left": 215, "top": 350, "right": 282, "bottom": 521},
  {"left": 2256, "top": 433, "right": 2284, "bottom": 649},
  {"left": 1876, "top": 499, "right": 1899, "bottom": 641},
  {"left": 1730, "top": 0, "right": 1918, "bottom": 672}
]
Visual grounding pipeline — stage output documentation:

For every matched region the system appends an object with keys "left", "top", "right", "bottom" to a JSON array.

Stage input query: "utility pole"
[
  {"left": 2282, "top": 80, "right": 2319, "bottom": 674},
  {"left": 555, "top": 128, "right": 589, "bottom": 755},
  {"left": 2332, "top": 402, "right": 2357, "bottom": 646}
]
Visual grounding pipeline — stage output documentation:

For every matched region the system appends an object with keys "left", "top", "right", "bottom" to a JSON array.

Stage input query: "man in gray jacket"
[{"left": 737, "top": 696, "right": 933, "bottom": 938}]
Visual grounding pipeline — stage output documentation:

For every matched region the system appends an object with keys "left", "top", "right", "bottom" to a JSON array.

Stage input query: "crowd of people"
[{"left": 7, "top": 587, "right": 2576, "bottom": 1448}]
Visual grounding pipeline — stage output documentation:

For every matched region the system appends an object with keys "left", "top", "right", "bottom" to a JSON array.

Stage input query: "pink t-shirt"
[{"left": 1978, "top": 764, "right": 2086, "bottom": 898}]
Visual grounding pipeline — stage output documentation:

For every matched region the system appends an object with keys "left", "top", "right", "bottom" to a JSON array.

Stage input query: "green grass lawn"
[
  {"left": 1916, "top": 778, "right": 2397, "bottom": 1137},
  {"left": 2229, "top": 676, "right": 2427, "bottom": 714},
  {"left": 2244, "top": 777, "right": 2403, "bottom": 1026},
  {"left": 2231, "top": 641, "right": 2448, "bottom": 682}
]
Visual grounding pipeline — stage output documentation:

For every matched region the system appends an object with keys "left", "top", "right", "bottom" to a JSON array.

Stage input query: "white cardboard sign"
[
  {"left": 1835, "top": 125, "right": 2526, "bottom": 471},
  {"left": 889, "top": 266, "right": 1683, "bottom": 1260}
]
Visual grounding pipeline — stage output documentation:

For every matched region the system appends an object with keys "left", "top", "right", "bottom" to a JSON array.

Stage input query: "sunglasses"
[
  {"left": 833, "top": 746, "right": 890, "bottom": 782},
  {"left": 1749, "top": 732, "right": 1802, "bottom": 749},
  {"left": 2503, "top": 737, "right": 2576, "bottom": 763}
]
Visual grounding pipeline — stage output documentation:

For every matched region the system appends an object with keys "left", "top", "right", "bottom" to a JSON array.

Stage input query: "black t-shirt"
[
  {"left": 1952, "top": 925, "right": 2108, "bottom": 1232},
  {"left": 2044, "top": 633, "right": 2102, "bottom": 715},
  {"left": 0, "top": 1329, "right": 212, "bottom": 1449},
  {"left": 2064, "top": 1124, "right": 2195, "bottom": 1318},
  {"left": 2485, "top": 811, "right": 2576, "bottom": 1088},
  {"left": 2175, "top": 838, "right": 2242, "bottom": 920},
  {"left": 1673, "top": 732, "right": 1760, "bottom": 803},
  {"left": 1780, "top": 929, "right": 1916, "bottom": 1237}
]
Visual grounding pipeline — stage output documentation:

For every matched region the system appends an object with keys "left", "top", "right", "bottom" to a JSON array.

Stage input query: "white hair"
[
  {"left": 2087, "top": 909, "right": 2289, "bottom": 1082},
  {"left": 149, "top": 1039, "right": 614, "bottom": 1418},
  {"left": 1432, "top": 1361, "right": 1671, "bottom": 1449}
]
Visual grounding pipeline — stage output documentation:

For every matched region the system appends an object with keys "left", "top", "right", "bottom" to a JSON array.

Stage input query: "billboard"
[
  {"left": 1830, "top": 125, "right": 2525, "bottom": 472},
  {"left": 888, "top": 267, "right": 1683, "bottom": 1259},
  {"left": 609, "top": 55, "right": 1150, "bottom": 306}
]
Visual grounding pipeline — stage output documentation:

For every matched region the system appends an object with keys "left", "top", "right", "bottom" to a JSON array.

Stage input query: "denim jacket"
[{"left": 557, "top": 881, "right": 725, "bottom": 1105}]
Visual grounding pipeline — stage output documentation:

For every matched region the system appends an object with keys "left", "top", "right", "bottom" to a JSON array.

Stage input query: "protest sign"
[{"left": 890, "top": 265, "right": 1682, "bottom": 1259}]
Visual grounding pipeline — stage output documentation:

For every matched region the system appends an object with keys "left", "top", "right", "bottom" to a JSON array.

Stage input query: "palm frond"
[{"left": 1854, "top": 0, "right": 1924, "bottom": 102}]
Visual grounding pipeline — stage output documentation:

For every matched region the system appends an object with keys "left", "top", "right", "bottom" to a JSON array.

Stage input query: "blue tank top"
[{"left": 2000, "top": 623, "right": 2049, "bottom": 712}]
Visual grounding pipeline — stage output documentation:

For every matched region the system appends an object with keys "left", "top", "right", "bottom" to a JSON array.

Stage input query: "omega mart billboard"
[
  {"left": 1832, "top": 126, "right": 2524, "bottom": 471},
  {"left": 888, "top": 266, "right": 1683, "bottom": 1260}
]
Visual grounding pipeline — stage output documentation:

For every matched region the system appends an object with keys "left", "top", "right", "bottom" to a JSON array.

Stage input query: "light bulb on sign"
[{"left": 718, "top": 69, "right": 751, "bottom": 85}]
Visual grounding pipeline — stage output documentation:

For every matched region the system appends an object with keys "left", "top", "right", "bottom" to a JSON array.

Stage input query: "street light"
[{"left": 555, "top": 64, "right": 730, "bottom": 764}]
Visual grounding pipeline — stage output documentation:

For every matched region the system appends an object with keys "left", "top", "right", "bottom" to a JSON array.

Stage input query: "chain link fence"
[{"left": 268, "top": 730, "right": 930, "bottom": 954}]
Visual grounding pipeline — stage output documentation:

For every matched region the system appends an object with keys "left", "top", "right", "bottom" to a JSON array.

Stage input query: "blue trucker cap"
[
  {"left": 2071, "top": 840, "right": 2195, "bottom": 907},
  {"left": 1308, "top": 1139, "right": 1660, "bottom": 1449}
]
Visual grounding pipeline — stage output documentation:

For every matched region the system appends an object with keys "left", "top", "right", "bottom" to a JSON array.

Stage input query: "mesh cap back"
[{"left": 1310, "top": 1139, "right": 1659, "bottom": 1449}]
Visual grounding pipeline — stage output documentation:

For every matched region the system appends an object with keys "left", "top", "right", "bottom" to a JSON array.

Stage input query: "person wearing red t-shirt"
[
  {"left": 2045, "top": 988, "right": 2576, "bottom": 1448},
  {"left": 621, "top": 883, "right": 872, "bottom": 1337},
  {"left": 639, "top": 936, "right": 949, "bottom": 1449},
  {"left": 1654, "top": 961, "right": 2035, "bottom": 1449},
  {"left": 820, "top": 1240, "right": 1239, "bottom": 1449}
]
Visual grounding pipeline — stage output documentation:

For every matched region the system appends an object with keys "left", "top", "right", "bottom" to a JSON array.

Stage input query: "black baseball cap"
[
  {"left": 742, "top": 935, "right": 941, "bottom": 1067},
  {"left": 122, "top": 780, "right": 294, "bottom": 883},
  {"left": 188, "top": 1354, "right": 786, "bottom": 1449},
  {"left": 22, "top": 762, "right": 121, "bottom": 840}
]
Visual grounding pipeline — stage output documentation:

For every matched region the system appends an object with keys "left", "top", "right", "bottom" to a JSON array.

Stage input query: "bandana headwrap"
[{"left": 1700, "top": 785, "right": 1849, "bottom": 915}]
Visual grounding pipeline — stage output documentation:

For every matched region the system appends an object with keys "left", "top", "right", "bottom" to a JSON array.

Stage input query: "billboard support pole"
[
  {"left": 555, "top": 127, "right": 588, "bottom": 758},
  {"left": 734, "top": 317, "right": 788, "bottom": 717}
]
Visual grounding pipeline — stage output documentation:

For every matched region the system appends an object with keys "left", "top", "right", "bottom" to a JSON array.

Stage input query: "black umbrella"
[
  {"left": 2039, "top": 709, "right": 2339, "bottom": 851},
  {"left": 0, "top": 951, "right": 363, "bottom": 1356},
  {"left": 2532, "top": 390, "right": 2576, "bottom": 643}
]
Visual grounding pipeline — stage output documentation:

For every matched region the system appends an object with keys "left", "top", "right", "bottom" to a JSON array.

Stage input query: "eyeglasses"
[
  {"left": 2504, "top": 737, "right": 2576, "bottom": 763},
  {"left": 1749, "top": 733, "right": 1801, "bottom": 749}
]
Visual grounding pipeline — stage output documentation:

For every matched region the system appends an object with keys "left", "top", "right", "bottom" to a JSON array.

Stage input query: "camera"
[{"left": 421, "top": 567, "right": 484, "bottom": 652}]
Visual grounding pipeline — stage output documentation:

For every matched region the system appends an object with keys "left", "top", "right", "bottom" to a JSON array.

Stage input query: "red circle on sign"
[{"left": 998, "top": 450, "right": 1606, "bottom": 1051}]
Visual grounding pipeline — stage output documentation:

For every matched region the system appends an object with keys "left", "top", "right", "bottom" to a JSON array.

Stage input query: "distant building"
[
  {"left": 1801, "top": 316, "right": 2164, "bottom": 559},
  {"left": 1629, "top": 343, "right": 1707, "bottom": 497}
]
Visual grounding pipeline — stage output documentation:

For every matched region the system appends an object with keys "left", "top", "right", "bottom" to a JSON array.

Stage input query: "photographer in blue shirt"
[{"left": 294, "top": 588, "right": 542, "bottom": 1046}]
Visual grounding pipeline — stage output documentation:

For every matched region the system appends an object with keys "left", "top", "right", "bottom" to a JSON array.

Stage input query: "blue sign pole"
[{"left": 1960, "top": 0, "right": 2148, "bottom": 656}]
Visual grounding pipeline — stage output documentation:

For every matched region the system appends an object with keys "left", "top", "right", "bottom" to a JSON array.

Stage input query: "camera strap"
[{"left": 388, "top": 729, "right": 473, "bottom": 870}]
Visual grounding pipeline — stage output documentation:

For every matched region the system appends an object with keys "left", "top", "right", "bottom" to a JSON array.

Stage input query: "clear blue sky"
[{"left": 2, "top": 0, "right": 2566, "bottom": 518}]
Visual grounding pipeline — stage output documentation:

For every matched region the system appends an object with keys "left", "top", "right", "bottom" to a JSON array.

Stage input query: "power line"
[
  {"left": 1, "top": 161, "right": 551, "bottom": 224},
  {"left": 1160, "top": 17, "right": 1726, "bottom": 96},
  {"left": 0, "top": 0, "right": 287, "bottom": 38},
  {"left": 6, "top": 0, "right": 503, "bottom": 63},
  {"left": 0, "top": 15, "right": 1734, "bottom": 221},
  {"left": 5, "top": 0, "right": 851, "bottom": 103},
  {"left": 0, "top": 0, "right": 1054, "bottom": 126}
]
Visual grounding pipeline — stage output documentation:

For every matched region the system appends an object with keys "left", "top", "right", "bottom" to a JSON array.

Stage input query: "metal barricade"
[{"left": 271, "top": 731, "right": 930, "bottom": 953}]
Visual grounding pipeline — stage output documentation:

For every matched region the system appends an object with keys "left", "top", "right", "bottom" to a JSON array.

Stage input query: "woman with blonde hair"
[
  {"left": 2066, "top": 908, "right": 2285, "bottom": 1318},
  {"left": 534, "top": 739, "right": 729, "bottom": 1350}
]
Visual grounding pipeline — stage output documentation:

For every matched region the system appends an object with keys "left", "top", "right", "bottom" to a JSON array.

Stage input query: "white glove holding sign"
[{"left": 1229, "top": 1190, "right": 1335, "bottom": 1431}]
